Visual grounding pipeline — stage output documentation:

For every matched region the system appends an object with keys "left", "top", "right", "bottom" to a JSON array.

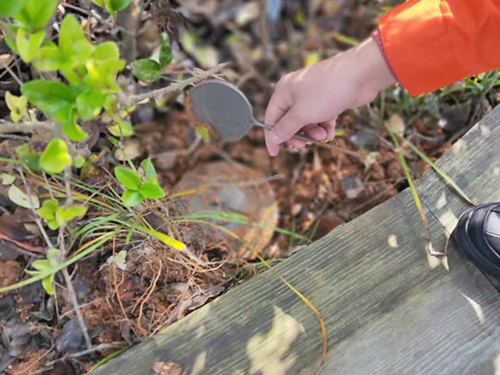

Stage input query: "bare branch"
[
  {"left": 0, "top": 121, "right": 54, "bottom": 134},
  {"left": 128, "top": 63, "right": 227, "bottom": 103}
]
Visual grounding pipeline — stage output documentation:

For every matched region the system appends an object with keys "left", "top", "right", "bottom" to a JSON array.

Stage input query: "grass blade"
[
  {"left": 386, "top": 123, "right": 431, "bottom": 238},
  {"left": 401, "top": 137, "right": 475, "bottom": 206}
]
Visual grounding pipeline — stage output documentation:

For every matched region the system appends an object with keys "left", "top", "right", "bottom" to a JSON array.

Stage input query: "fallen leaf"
[
  {"left": 8, "top": 185, "right": 40, "bottom": 209},
  {"left": 153, "top": 361, "right": 182, "bottom": 375},
  {"left": 387, "top": 113, "right": 406, "bottom": 138}
]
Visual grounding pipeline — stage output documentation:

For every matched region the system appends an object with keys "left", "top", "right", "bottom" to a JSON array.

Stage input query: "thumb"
[{"left": 266, "top": 109, "right": 305, "bottom": 152}]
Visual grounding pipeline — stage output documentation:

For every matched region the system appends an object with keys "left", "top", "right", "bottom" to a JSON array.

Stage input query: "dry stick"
[
  {"left": 18, "top": 167, "right": 54, "bottom": 248},
  {"left": 137, "top": 259, "right": 162, "bottom": 334},
  {"left": 0, "top": 55, "right": 23, "bottom": 86},
  {"left": 0, "top": 121, "right": 53, "bottom": 134},
  {"left": 128, "top": 63, "right": 227, "bottom": 103}
]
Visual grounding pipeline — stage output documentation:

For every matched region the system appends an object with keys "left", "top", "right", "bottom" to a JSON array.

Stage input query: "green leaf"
[
  {"left": 3, "top": 24, "right": 19, "bottom": 54},
  {"left": 63, "top": 121, "right": 88, "bottom": 142},
  {"left": 55, "top": 205, "right": 87, "bottom": 227},
  {"left": 159, "top": 33, "right": 173, "bottom": 68},
  {"left": 42, "top": 274, "right": 55, "bottom": 295},
  {"left": 39, "top": 139, "right": 73, "bottom": 174},
  {"left": 59, "top": 15, "right": 94, "bottom": 68},
  {"left": 16, "top": 0, "right": 58, "bottom": 32},
  {"left": 92, "top": 42, "right": 120, "bottom": 61},
  {"left": 32, "top": 259, "right": 51, "bottom": 272},
  {"left": 131, "top": 59, "right": 161, "bottom": 83},
  {"left": 6, "top": 91, "right": 27, "bottom": 122},
  {"left": 122, "top": 190, "right": 143, "bottom": 207},
  {"left": 90, "top": 0, "right": 104, "bottom": 6},
  {"left": 140, "top": 159, "right": 157, "bottom": 182},
  {"left": 106, "top": 0, "right": 133, "bottom": 15},
  {"left": 0, "top": 173, "right": 16, "bottom": 185},
  {"left": 16, "top": 28, "right": 45, "bottom": 63},
  {"left": 46, "top": 248, "right": 60, "bottom": 268},
  {"left": 108, "top": 120, "right": 134, "bottom": 137},
  {"left": 0, "top": 0, "right": 28, "bottom": 17},
  {"left": 32, "top": 43, "right": 62, "bottom": 71},
  {"left": 8, "top": 185, "right": 39, "bottom": 209},
  {"left": 74, "top": 155, "right": 85, "bottom": 168},
  {"left": 37, "top": 198, "right": 58, "bottom": 222},
  {"left": 15, "top": 143, "right": 41, "bottom": 171},
  {"left": 139, "top": 182, "right": 165, "bottom": 199},
  {"left": 115, "top": 167, "right": 142, "bottom": 190},
  {"left": 21, "top": 80, "right": 77, "bottom": 121},
  {"left": 76, "top": 88, "right": 106, "bottom": 121}
]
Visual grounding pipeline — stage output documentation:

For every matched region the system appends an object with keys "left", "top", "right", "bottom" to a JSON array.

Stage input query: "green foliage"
[
  {"left": 6, "top": 91, "right": 28, "bottom": 122},
  {"left": 132, "top": 33, "right": 173, "bottom": 83},
  {"left": 15, "top": 143, "right": 41, "bottom": 171},
  {"left": 90, "top": 0, "right": 133, "bottom": 15},
  {"left": 39, "top": 139, "right": 73, "bottom": 174},
  {"left": 37, "top": 199, "right": 87, "bottom": 230},
  {"left": 27, "top": 247, "right": 61, "bottom": 295},
  {"left": 15, "top": 0, "right": 58, "bottom": 32},
  {"left": 114, "top": 161, "right": 165, "bottom": 207},
  {"left": 0, "top": 0, "right": 28, "bottom": 17},
  {"left": 131, "top": 59, "right": 162, "bottom": 83}
]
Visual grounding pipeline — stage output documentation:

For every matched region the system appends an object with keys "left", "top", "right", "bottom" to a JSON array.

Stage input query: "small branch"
[
  {"left": 18, "top": 167, "right": 54, "bottom": 249},
  {"left": 0, "top": 121, "right": 54, "bottom": 134},
  {"left": 128, "top": 63, "right": 227, "bottom": 103},
  {"left": 62, "top": 268, "right": 93, "bottom": 350}
]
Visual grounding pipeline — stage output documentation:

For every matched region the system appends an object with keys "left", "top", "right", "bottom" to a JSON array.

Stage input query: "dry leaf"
[
  {"left": 152, "top": 361, "right": 182, "bottom": 375},
  {"left": 387, "top": 114, "right": 406, "bottom": 137}
]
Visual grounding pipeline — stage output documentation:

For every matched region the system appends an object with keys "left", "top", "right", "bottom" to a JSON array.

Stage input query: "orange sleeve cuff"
[{"left": 379, "top": 0, "right": 467, "bottom": 96}]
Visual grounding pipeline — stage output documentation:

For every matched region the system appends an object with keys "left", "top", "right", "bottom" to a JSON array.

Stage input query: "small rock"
[
  {"left": 19, "top": 281, "right": 45, "bottom": 303},
  {"left": 56, "top": 320, "right": 87, "bottom": 353},
  {"left": 0, "top": 294, "right": 16, "bottom": 321},
  {"left": 73, "top": 274, "right": 92, "bottom": 302},
  {"left": 3, "top": 318, "right": 32, "bottom": 357},
  {"left": 131, "top": 105, "right": 155, "bottom": 125},
  {"left": 153, "top": 361, "right": 182, "bottom": 375},
  {"left": 349, "top": 129, "right": 379, "bottom": 151},
  {"left": 341, "top": 175, "right": 364, "bottom": 199}
]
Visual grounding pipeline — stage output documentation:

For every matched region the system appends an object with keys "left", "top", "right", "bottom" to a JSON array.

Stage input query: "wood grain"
[{"left": 93, "top": 106, "right": 500, "bottom": 375}]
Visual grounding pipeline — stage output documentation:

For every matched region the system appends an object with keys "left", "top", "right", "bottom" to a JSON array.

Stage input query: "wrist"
[{"left": 353, "top": 36, "right": 397, "bottom": 97}]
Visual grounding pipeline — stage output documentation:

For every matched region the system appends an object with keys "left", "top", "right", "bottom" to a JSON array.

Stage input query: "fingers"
[
  {"left": 303, "top": 124, "right": 327, "bottom": 141},
  {"left": 287, "top": 137, "right": 306, "bottom": 149},
  {"left": 265, "top": 109, "right": 305, "bottom": 156},
  {"left": 319, "top": 119, "right": 337, "bottom": 141},
  {"left": 264, "top": 78, "right": 292, "bottom": 126}
]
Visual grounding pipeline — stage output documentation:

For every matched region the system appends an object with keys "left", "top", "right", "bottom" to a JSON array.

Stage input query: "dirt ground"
[{"left": 1, "top": 0, "right": 499, "bottom": 373}]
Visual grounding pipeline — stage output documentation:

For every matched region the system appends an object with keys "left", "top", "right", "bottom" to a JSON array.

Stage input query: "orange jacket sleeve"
[{"left": 379, "top": 0, "right": 500, "bottom": 96}]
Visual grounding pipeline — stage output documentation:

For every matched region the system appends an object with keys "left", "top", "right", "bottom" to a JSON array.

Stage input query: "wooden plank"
[{"left": 93, "top": 106, "right": 500, "bottom": 375}]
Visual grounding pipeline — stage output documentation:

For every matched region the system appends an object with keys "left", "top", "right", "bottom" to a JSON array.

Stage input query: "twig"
[
  {"left": 137, "top": 259, "right": 162, "bottom": 334},
  {"left": 0, "top": 53, "right": 23, "bottom": 86},
  {"left": 18, "top": 167, "right": 54, "bottom": 248},
  {"left": 62, "top": 268, "right": 93, "bottom": 350},
  {"left": 128, "top": 63, "right": 227, "bottom": 103},
  {"left": 0, "top": 121, "right": 54, "bottom": 134}
]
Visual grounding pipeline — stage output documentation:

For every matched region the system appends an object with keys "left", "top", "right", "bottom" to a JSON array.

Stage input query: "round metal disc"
[{"left": 190, "top": 80, "right": 255, "bottom": 142}]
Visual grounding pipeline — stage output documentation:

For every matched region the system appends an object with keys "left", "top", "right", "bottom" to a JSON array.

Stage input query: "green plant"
[
  {"left": 114, "top": 159, "right": 165, "bottom": 207},
  {"left": 131, "top": 34, "right": 173, "bottom": 83},
  {"left": 90, "top": 0, "right": 133, "bottom": 16},
  {"left": 37, "top": 198, "right": 87, "bottom": 230}
]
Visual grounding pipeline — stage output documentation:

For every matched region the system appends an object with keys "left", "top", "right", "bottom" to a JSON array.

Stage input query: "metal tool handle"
[
  {"left": 254, "top": 121, "right": 318, "bottom": 144},
  {"left": 254, "top": 120, "right": 362, "bottom": 159}
]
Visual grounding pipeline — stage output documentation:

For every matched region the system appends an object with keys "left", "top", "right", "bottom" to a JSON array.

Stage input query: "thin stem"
[
  {"left": 18, "top": 167, "right": 54, "bottom": 248},
  {"left": 62, "top": 268, "right": 93, "bottom": 350},
  {"left": 128, "top": 63, "right": 227, "bottom": 103}
]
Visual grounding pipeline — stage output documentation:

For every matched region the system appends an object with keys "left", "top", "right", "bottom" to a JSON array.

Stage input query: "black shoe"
[{"left": 452, "top": 202, "right": 500, "bottom": 289}]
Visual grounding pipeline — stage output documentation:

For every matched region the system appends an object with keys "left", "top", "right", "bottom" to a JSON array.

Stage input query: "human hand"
[{"left": 264, "top": 37, "right": 397, "bottom": 156}]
